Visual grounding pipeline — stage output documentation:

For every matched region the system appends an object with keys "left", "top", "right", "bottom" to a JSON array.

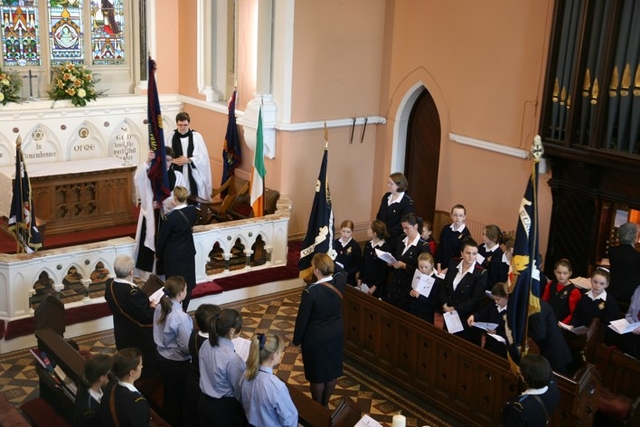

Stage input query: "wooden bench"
[
  {"left": 285, "top": 382, "right": 362, "bottom": 427},
  {"left": 592, "top": 344, "right": 640, "bottom": 426},
  {"left": 189, "top": 175, "right": 280, "bottom": 224},
  {"left": 343, "top": 286, "right": 600, "bottom": 426}
]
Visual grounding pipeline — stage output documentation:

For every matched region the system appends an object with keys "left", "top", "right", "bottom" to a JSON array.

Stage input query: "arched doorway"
[{"left": 404, "top": 87, "right": 441, "bottom": 223}]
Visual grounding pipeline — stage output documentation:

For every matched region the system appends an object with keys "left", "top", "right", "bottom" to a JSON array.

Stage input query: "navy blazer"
[
  {"left": 609, "top": 244, "right": 640, "bottom": 302},
  {"left": 156, "top": 205, "right": 197, "bottom": 261},
  {"left": 376, "top": 192, "right": 414, "bottom": 246},
  {"left": 440, "top": 258, "right": 487, "bottom": 320}
]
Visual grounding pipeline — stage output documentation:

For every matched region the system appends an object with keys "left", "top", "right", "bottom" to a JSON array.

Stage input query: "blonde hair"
[
  {"left": 244, "top": 333, "right": 284, "bottom": 380},
  {"left": 173, "top": 185, "right": 188, "bottom": 203},
  {"left": 312, "top": 253, "right": 334, "bottom": 277}
]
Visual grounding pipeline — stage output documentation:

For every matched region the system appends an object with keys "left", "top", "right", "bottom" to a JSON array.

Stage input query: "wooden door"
[{"left": 405, "top": 87, "right": 441, "bottom": 223}]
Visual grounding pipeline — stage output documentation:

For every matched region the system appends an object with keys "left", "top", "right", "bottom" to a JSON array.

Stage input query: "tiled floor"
[{"left": 0, "top": 287, "right": 454, "bottom": 427}]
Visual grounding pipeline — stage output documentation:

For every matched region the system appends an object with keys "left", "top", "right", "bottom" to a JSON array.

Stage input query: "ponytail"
[
  {"left": 245, "top": 333, "right": 284, "bottom": 381},
  {"left": 157, "top": 276, "right": 186, "bottom": 324},
  {"left": 209, "top": 308, "right": 243, "bottom": 347}
]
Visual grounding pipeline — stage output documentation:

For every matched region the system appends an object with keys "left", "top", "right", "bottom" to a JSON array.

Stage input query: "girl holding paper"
[
  {"left": 358, "top": 220, "right": 391, "bottom": 298},
  {"left": 388, "top": 213, "right": 431, "bottom": 312},
  {"left": 409, "top": 252, "right": 441, "bottom": 323},
  {"left": 569, "top": 268, "right": 621, "bottom": 338},
  {"left": 467, "top": 282, "right": 508, "bottom": 358},
  {"left": 440, "top": 238, "right": 487, "bottom": 343}
]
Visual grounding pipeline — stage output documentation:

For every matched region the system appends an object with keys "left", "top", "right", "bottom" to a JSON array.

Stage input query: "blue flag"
[
  {"left": 146, "top": 57, "right": 170, "bottom": 204},
  {"left": 298, "top": 142, "right": 334, "bottom": 281},
  {"left": 505, "top": 160, "right": 542, "bottom": 364},
  {"left": 221, "top": 89, "right": 241, "bottom": 188},
  {"left": 8, "top": 140, "right": 42, "bottom": 253}
]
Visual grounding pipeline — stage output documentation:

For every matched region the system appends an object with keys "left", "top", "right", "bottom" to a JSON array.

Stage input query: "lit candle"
[{"left": 392, "top": 414, "right": 406, "bottom": 427}]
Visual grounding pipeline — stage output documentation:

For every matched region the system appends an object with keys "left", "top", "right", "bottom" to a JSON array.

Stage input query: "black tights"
[{"left": 310, "top": 379, "right": 337, "bottom": 408}]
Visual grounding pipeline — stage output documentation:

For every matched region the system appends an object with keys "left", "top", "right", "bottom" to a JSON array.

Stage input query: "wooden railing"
[{"left": 342, "top": 286, "right": 600, "bottom": 426}]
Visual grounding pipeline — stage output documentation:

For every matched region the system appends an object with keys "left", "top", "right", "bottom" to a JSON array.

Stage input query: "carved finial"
[
  {"left": 15, "top": 135, "right": 22, "bottom": 148},
  {"left": 531, "top": 135, "right": 543, "bottom": 163},
  {"left": 323, "top": 121, "right": 328, "bottom": 147}
]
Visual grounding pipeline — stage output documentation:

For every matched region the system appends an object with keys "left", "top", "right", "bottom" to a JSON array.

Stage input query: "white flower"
[
  {"left": 0, "top": 93, "right": 5, "bottom": 102},
  {"left": 77, "top": 88, "right": 86, "bottom": 98},
  {"left": 1, "top": 79, "right": 9, "bottom": 86}
]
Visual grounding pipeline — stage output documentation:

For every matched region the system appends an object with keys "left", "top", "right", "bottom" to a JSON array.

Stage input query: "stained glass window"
[
  {"left": 49, "top": 0, "right": 84, "bottom": 64},
  {"left": 89, "top": 0, "right": 124, "bottom": 65},
  {"left": 0, "top": 1, "right": 41, "bottom": 67}
]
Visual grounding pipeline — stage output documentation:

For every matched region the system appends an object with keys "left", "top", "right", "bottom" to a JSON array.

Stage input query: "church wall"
[
  {"left": 155, "top": 0, "right": 181, "bottom": 93},
  {"left": 375, "top": 0, "right": 555, "bottom": 253},
  {"left": 155, "top": 1, "right": 555, "bottom": 247}
]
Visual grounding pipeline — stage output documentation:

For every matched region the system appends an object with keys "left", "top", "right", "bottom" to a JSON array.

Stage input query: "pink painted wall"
[{"left": 156, "top": 0, "right": 556, "bottom": 253}]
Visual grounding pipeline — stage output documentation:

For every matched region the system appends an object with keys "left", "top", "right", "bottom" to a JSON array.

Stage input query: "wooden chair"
[{"left": 189, "top": 176, "right": 250, "bottom": 224}]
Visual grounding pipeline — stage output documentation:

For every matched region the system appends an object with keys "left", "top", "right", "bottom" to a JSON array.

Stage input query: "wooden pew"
[
  {"left": 284, "top": 383, "right": 362, "bottom": 427},
  {"left": 33, "top": 327, "right": 169, "bottom": 426},
  {"left": 342, "top": 286, "right": 600, "bottom": 426},
  {"left": 593, "top": 344, "right": 640, "bottom": 425}
]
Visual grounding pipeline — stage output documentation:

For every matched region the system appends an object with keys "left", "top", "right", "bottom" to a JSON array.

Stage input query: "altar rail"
[
  {"left": 342, "top": 286, "right": 600, "bottom": 426},
  {"left": 0, "top": 212, "right": 289, "bottom": 322}
]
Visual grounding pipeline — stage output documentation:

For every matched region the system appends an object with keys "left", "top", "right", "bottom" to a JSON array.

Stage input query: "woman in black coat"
[
  {"left": 293, "top": 253, "right": 344, "bottom": 408},
  {"left": 156, "top": 185, "right": 198, "bottom": 311}
]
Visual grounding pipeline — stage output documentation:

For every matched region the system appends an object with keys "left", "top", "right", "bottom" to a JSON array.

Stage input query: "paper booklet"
[
  {"left": 411, "top": 270, "right": 435, "bottom": 298},
  {"left": 374, "top": 248, "right": 397, "bottom": 264},
  {"left": 149, "top": 287, "right": 165, "bottom": 305},
  {"left": 608, "top": 318, "right": 640, "bottom": 334},
  {"left": 558, "top": 322, "right": 588, "bottom": 335},
  {"left": 472, "top": 322, "right": 499, "bottom": 332},
  {"left": 359, "top": 283, "right": 370, "bottom": 294},
  {"left": 232, "top": 337, "right": 251, "bottom": 361},
  {"left": 487, "top": 333, "right": 506, "bottom": 343},
  {"left": 354, "top": 414, "right": 383, "bottom": 427},
  {"left": 443, "top": 311, "right": 464, "bottom": 334},
  {"left": 475, "top": 253, "right": 485, "bottom": 265}
]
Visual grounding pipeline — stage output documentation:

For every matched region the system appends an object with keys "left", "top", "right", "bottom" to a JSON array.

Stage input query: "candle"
[{"left": 392, "top": 414, "right": 406, "bottom": 427}]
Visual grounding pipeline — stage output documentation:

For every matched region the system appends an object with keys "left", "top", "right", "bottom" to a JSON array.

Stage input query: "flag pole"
[
  {"left": 521, "top": 136, "right": 544, "bottom": 357},
  {"left": 15, "top": 136, "right": 23, "bottom": 254}
]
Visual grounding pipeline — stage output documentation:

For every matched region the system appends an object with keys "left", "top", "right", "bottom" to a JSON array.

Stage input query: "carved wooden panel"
[
  {"left": 343, "top": 286, "right": 599, "bottom": 426},
  {"left": 29, "top": 165, "right": 136, "bottom": 235}
]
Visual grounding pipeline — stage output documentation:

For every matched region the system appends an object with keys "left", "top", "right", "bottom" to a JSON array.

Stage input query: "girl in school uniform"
[
  {"left": 570, "top": 268, "right": 621, "bottom": 333},
  {"left": 388, "top": 213, "right": 431, "bottom": 312},
  {"left": 409, "top": 252, "right": 441, "bottom": 324},
  {"left": 198, "top": 309, "right": 246, "bottom": 427},
  {"left": 240, "top": 333, "right": 298, "bottom": 427},
  {"left": 541, "top": 259, "right": 582, "bottom": 324},
  {"left": 100, "top": 348, "right": 150, "bottom": 427},
  {"left": 183, "top": 304, "right": 220, "bottom": 427},
  {"left": 334, "top": 220, "right": 362, "bottom": 286},
  {"left": 153, "top": 276, "right": 193, "bottom": 427},
  {"left": 421, "top": 220, "right": 438, "bottom": 256},
  {"left": 74, "top": 354, "right": 111, "bottom": 427},
  {"left": 467, "top": 282, "right": 508, "bottom": 358},
  {"left": 478, "top": 224, "right": 508, "bottom": 291},
  {"left": 376, "top": 172, "right": 415, "bottom": 251},
  {"left": 358, "top": 220, "right": 391, "bottom": 299},
  {"left": 435, "top": 204, "right": 471, "bottom": 274}
]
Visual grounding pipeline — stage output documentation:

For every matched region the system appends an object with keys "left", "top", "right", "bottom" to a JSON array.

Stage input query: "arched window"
[
  {"left": 198, "top": 0, "right": 237, "bottom": 102},
  {"left": 0, "top": 0, "right": 142, "bottom": 99}
]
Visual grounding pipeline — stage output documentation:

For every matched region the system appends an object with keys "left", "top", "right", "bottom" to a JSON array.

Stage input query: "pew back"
[{"left": 342, "top": 286, "right": 599, "bottom": 426}]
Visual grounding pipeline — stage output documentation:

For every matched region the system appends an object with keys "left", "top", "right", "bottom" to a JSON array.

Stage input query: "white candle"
[{"left": 392, "top": 414, "right": 406, "bottom": 427}]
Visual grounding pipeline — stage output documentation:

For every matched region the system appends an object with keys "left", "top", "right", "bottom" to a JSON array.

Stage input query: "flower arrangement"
[
  {"left": 0, "top": 68, "right": 22, "bottom": 106},
  {"left": 48, "top": 62, "right": 101, "bottom": 107}
]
